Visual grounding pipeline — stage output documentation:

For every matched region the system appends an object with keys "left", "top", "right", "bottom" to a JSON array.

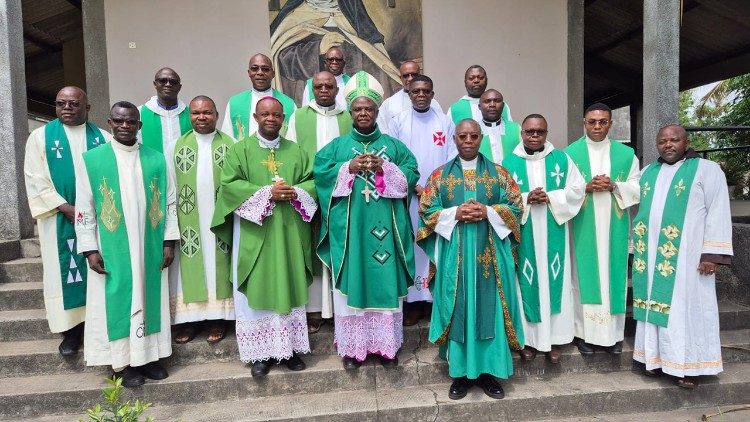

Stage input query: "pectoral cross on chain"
[
  {"left": 361, "top": 185, "right": 374, "bottom": 203},
  {"left": 262, "top": 148, "right": 284, "bottom": 183}
]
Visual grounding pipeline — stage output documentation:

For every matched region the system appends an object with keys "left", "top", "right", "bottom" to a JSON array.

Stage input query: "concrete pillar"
[
  {"left": 567, "top": 0, "right": 585, "bottom": 143},
  {"left": 0, "top": 0, "right": 34, "bottom": 241},
  {"left": 82, "top": 0, "right": 110, "bottom": 128},
  {"left": 642, "top": 0, "right": 680, "bottom": 165}
]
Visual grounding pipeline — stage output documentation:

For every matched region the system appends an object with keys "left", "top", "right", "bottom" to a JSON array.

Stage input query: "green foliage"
[{"left": 79, "top": 377, "right": 154, "bottom": 422}]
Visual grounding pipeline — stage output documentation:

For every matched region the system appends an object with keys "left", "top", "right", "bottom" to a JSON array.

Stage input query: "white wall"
[{"left": 104, "top": 0, "right": 569, "bottom": 146}]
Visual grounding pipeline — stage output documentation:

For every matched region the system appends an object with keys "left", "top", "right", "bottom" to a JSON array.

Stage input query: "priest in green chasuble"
[
  {"left": 286, "top": 71, "right": 352, "bottom": 332},
  {"left": 24, "top": 86, "right": 112, "bottom": 356},
  {"left": 221, "top": 54, "right": 296, "bottom": 140},
  {"left": 501, "top": 114, "right": 585, "bottom": 364},
  {"left": 212, "top": 97, "right": 317, "bottom": 378},
  {"left": 564, "top": 102, "right": 640, "bottom": 356},
  {"left": 417, "top": 119, "right": 524, "bottom": 400},
  {"left": 75, "top": 101, "right": 178, "bottom": 388},
  {"left": 170, "top": 96, "right": 236, "bottom": 344},
  {"left": 314, "top": 71, "right": 420, "bottom": 370},
  {"left": 633, "top": 125, "right": 732, "bottom": 389}
]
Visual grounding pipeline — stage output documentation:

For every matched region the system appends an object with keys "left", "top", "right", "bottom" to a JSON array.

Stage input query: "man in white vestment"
[
  {"left": 564, "top": 103, "right": 640, "bottom": 356},
  {"left": 24, "top": 86, "right": 112, "bottom": 356},
  {"left": 377, "top": 61, "right": 442, "bottom": 135},
  {"left": 170, "top": 96, "right": 236, "bottom": 344},
  {"left": 137, "top": 67, "right": 191, "bottom": 160},
  {"left": 501, "top": 114, "right": 585, "bottom": 363},
  {"left": 287, "top": 71, "right": 353, "bottom": 333},
  {"left": 221, "top": 54, "right": 297, "bottom": 140},
  {"left": 390, "top": 74, "right": 455, "bottom": 326},
  {"left": 76, "top": 102, "right": 178, "bottom": 387},
  {"left": 300, "top": 47, "right": 350, "bottom": 109},
  {"left": 477, "top": 89, "right": 521, "bottom": 164},
  {"left": 446, "top": 65, "right": 513, "bottom": 126},
  {"left": 632, "top": 124, "right": 732, "bottom": 389}
]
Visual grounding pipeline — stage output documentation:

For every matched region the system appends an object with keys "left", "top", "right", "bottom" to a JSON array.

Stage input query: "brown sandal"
[
  {"left": 307, "top": 318, "right": 323, "bottom": 334},
  {"left": 206, "top": 322, "right": 227, "bottom": 344},
  {"left": 676, "top": 377, "right": 697, "bottom": 389},
  {"left": 174, "top": 323, "right": 199, "bottom": 344}
]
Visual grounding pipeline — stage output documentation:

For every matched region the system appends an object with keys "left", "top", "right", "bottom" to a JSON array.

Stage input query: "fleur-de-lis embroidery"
[
  {"left": 674, "top": 179, "right": 686, "bottom": 196},
  {"left": 641, "top": 182, "right": 651, "bottom": 198}
]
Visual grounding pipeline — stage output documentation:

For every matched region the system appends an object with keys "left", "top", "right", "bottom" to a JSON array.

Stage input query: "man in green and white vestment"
[
  {"left": 314, "top": 71, "right": 419, "bottom": 369},
  {"left": 170, "top": 96, "right": 236, "bottom": 344},
  {"left": 300, "top": 47, "right": 350, "bottom": 110},
  {"left": 212, "top": 97, "right": 317, "bottom": 378},
  {"left": 137, "top": 67, "right": 191, "bottom": 158},
  {"left": 446, "top": 65, "right": 512, "bottom": 126},
  {"left": 632, "top": 125, "right": 732, "bottom": 389},
  {"left": 477, "top": 89, "right": 521, "bottom": 164},
  {"left": 75, "top": 101, "right": 178, "bottom": 387},
  {"left": 502, "top": 114, "right": 585, "bottom": 364},
  {"left": 23, "top": 86, "right": 112, "bottom": 356},
  {"left": 377, "top": 60, "right": 442, "bottom": 135},
  {"left": 221, "top": 54, "right": 297, "bottom": 140},
  {"left": 417, "top": 118, "right": 524, "bottom": 400},
  {"left": 564, "top": 103, "right": 640, "bottom": 355},
  {"left": 287, "top": 71, "right": 352, "bottom": 331}
]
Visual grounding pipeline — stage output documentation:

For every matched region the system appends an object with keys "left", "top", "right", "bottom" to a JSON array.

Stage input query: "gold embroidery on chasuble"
[
  {"left": 475, "top": 170, "right": 498, "bottom": 199},
  {"left": 488, "top": 235, "right": 521, "bottom": 351},
  {"left": 234, "top": 117, "right": 246, "bottom": 140},
  {"left": 148, "top": 178, "right": 164, "bottom": 229},
  {"left": 462, "top": 169, "right": 476, "bottom": 191},
  {"left": 442, "top": 173, "right": 462, "bottom": 200},
  {"left": 99, "top": 177, "right": 121, "bottom": 232},
  {"left": 477, "top": 246, "right": 493, "bottom": 279}
]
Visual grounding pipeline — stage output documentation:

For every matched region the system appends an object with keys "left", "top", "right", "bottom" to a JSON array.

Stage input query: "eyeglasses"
[
  {"left": 249, "top": 65, "right": 272, "bottom": 73},
  {"left": 55, "top": 100, "right": 81, "bottom": 108},
  {"left": 585, "top": 119, "right": 610, "bottom": 126},
  {"left": 523, "top": 129, "right": 548, "bottom": 136},
  {"left": 155, "top": 78, "right": 180, "bottom": 86},
  {"left": 325, "top": 57, "right": 344, "bottom": 62},
  {"left": 110, "top": 118, "right": 139, "bottom": 126},
  {"left": 401, "top": 72, "right": 419, "bottom": 79},
  {"left": 456, "top": 133, "right": 481, "bottom": 141}
]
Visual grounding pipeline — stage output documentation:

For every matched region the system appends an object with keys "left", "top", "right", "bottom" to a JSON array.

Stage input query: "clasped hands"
[
  {"left": 271, "top": 180, "right": 297, "bottom": 202},
  {"left": 349, "top": 154, "right": 384, "bottom": 174},
  {"left": 455, "top": 199, "right": 487, "bottom": 222},
  {"left": 86, "top": 245, "right": 175, "bottom": 275},
  {"left": 586, "top": 174, "right": 614, "bottom": 193},
  {"left": 527, "top": 187, "right": 550, "bottom": 205}
]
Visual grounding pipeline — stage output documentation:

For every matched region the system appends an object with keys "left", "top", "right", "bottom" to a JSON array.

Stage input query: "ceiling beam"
[
  {"left": 64, "top": 0, "right": 82, "bottom": 9},
  {"left": 23, "top": 31, "right": 61, "bottom": 53}
]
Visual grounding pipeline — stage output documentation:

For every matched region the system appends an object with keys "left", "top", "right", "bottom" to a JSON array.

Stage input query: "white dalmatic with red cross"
[{"left": 390, "top": 106, "right": 456, "bottom": 302}]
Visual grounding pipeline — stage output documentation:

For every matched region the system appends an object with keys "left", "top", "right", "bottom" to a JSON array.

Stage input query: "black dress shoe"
[
  {"left": 342, "top": 357, "right": 361, "bottom": 370},
  {"left": 604, "top": 341, "right": 623, "bottom": 355},
  {"left": 575, "top": 338, "right": 595, "bottom": 356},
  {"left": 251, "top": 361, "right": 273, "bottom": 377},
  {"left": 135, "top": 361, "right": 169, "bottom": 380},
  {"left": 282, "top": 353, "right": 306, "bottom": 371},
  {"left": 58, "top": 335, "right": 81, "bottom": 356},
  {"left": 113, "top": 366, "right": 145, "bottom": 388},
  {"left": 448, "top": 377, "right": 472, "bottom": 400},
  {"left": 476, "top": 374, "right": 505, "bottom": 399},
  {"left": 379, "top": 355, "right": 398, "bottom": 368}
]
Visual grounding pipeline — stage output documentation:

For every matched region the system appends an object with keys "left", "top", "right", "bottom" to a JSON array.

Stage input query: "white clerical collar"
[
  {"left": 513, "top": 141, "right": 553, "bottom": 160},
  {"left": 145, "top": 96, "right": 186, "bottom": 117},
  {"left": 195, "top": 130, "right": 217, "bottom": 143},
  {"left": 483, "top": 118, "right": 503, "bottom": 128},
  {"left": 252, "top": 88, "right": 273, "bottom": 97},
  {"left": 460, "top": 156, "right": 478, "bottom": 169},
  {"left": 111, "top": 140, "right": 140, "bottom": 152},
  {"left": 257, "top": 133, "right": 280, "bottom": 148},
  {"left": 311, "top": 101, "right": 342, "bottom": 116}
]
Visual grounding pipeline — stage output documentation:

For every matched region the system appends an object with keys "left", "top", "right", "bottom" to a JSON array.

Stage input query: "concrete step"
[
  {"left": 0, "top": 240, "right": 20, "bottom": 263},
  {"left": 19, "top": 238, "right": 40, "bottom": 259},
  {"left": 0, "top": 258, "right": 42, "bottom": 284},
  {"left": 0, "top": 282, "right": 44, "bottom": 311},
  {"left": 532, "top": 404, "right": 750, "bottom": 421},
  {"left": 9, "top": 362, "right": 750, "bottom": 422}
]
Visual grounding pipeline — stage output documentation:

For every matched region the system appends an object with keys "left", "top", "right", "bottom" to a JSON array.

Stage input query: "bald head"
[
  {"left": 312, "top": 71, "right": 338, "bottom": 107},
  {"left": 657, "top": 124, "right": 690, "bottom": 164},
  {"left": 398, "top": 60, "right": 421, "bottom": 91},
  {"left": 153, "top": 67, "right": 181, "bottom": 105},
  {"left": 55, "top": 86, "right": 89, "bottom": 126},
  {"left": 324, "top": 47, "right": 345, "bottom": 76},
  {"left": 254, "top": 96, "right": 284, "bottom": 139},
  {"left": 454, "top": 119, "right": 482, "bottom": 160},
  {"left": 248, "top": 54, "right": 274, "bottom": 91}
]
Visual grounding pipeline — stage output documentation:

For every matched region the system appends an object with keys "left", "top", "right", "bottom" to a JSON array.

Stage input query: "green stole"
[
  {"left": 440, "top": 156, "right": 505, "bottom": 342},
  {"left": 631, "top": 157, "right": 699, "bottom": 327},
  {"left": 293, "top": 106, "right": 352, "bottom": 163},
  {"left": 449, "top": 98, "right": 512, "bottom": 124},
  {"left": 564, "top": 137, "right": 634, "bottom": 314},
  {"left": 478, "top": 121, "right": 521, "bottom": 163},
  {"left": 502, "top": 149, "right": 568, "bottom": 322},
  {"left": 228, "top": 89, "right": 296, "bottom": 140},
  {"left": 45, "top": 119, "right": 105, "bottom": 310},
  {"left": 305, "top": 73, "right": 350, "bottom": 102},
  {"left": 83, "top": 143, "right": 166, "bottom": 341},
  {"left": 173, "top": 130, "right": 234, "bottom": 303},
  {"left": 139, "top": 105, "right": 191, "bottom": 154}
]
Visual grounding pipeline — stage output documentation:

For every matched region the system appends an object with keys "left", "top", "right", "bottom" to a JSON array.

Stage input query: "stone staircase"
[{"left": 0, "top": 239, "right": 748, "bottom": 421}]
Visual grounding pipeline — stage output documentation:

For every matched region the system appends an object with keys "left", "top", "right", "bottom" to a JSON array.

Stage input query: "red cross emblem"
[{"left": 433, "top": 131, "right": 446, "bottom": 146}]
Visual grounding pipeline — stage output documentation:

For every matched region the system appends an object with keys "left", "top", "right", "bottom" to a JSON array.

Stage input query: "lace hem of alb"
[
  {"left": 291, "top": 187, "right": 318, "bottom": 222},
  {"left": 334, "top": 311, "right": 403, "bottom": 361},
  {"left": 236, "top": 307, "right": 310, "bottom": 363},
  {"left": 235, "top": 186, "right": 275, "bottom": 225},
  {"left": 378, "top": 160, "right": 408, "bottom": 198}
]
